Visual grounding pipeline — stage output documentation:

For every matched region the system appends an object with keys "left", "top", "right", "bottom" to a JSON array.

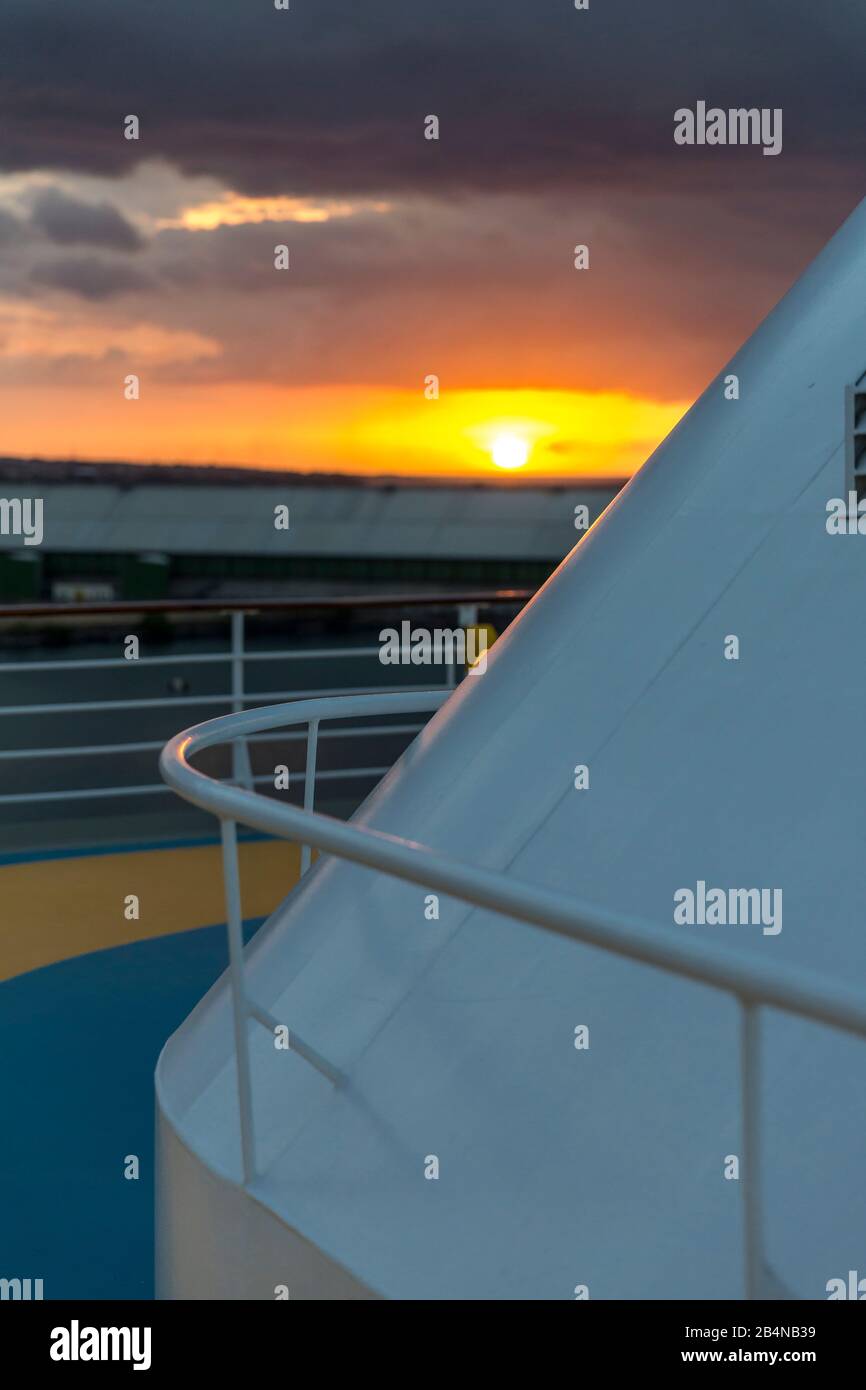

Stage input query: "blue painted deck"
[{"left": 0, "top": 920, "right": 261, "bottom": 1300}]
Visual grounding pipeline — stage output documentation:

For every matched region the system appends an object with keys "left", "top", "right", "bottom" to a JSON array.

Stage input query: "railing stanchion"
[
  {"left": 160, "top": 681, "right": 866, "bottom": 1290},
  {"left": 740, "top": 1000, "right": 762, "bottom": 1300},
  {"left": 457, "top": 602, "right": 479, "bottom": 683},
  {"left": 0, "top": 593, "right": 526, "bottom": 805},
  {"left": 300, "top": 717, "right": 320, "bottom": 875},
  {"left": 230, "top": 611, "right": 254, "bottom": 790},
  {"left": 220, "top": 816, "right": 256, "bottom": 1185}
]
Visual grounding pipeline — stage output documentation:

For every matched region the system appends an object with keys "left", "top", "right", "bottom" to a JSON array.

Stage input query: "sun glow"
[
  {"left": 0, "top": 383, "right": 689, "bottom": 478},
  {"left": 490, "top": 433, "right": 531, "bottom": 470}
]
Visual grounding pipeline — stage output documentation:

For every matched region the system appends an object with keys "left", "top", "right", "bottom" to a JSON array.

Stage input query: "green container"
[
  {"left": 121, "top": 552, "right": 170, "bottom": 600},
  {"left": 0, "top": 550, "right": 42, "bottom": 601}
]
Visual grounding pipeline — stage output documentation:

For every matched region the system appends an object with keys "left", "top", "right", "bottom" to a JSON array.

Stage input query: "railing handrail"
[
  {"left": 159, "top": 687, "right": 866, "bottom": 1298},
  {"left": 0, "top": 589, "right": 531, "bottom": 621},
  {"left": 0, "top": 594, "right": 495, "bottom": 806},
  {"left": 159, "top": 691, "right": 866, "bottom": 1042}
]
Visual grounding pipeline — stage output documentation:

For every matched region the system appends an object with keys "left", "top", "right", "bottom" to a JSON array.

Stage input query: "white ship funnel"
[{"left": 157, "top": 198, "right": 866, "bottom": 1300}]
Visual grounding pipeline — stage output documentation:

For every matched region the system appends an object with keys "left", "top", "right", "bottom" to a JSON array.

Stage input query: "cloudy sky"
[{"left": 0, "top": 0, "right": 863, "bottom": 477}]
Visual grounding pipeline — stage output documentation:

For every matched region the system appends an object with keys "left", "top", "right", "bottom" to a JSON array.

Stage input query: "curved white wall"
[
  {"left": 156, "top": 1072, "right": 377, "bottom": 1300},
  {"left": 157, "top": 197, "right": 866, "bottom": 1300}
]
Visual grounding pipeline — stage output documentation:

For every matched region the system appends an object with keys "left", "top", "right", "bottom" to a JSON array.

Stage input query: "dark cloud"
[
  {"left": 4, "top": 0, "right": 865, "bottom": 413},
  {"left": 30, "top": 255, "right": 153, "bottom": 300},
  {"left": 0, "top": 0, "right": 863, "bottom": 198},
  {"left": 0, "top": 207, "right": 25, "bottom": 243},
  {"left": 30, "top": 187, "right": 143, "bottom": 250},
  {"left": 130, "top": 185, "right": 852, "bottom": 398}
]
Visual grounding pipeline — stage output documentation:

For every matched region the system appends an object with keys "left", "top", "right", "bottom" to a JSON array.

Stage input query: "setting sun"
[{"left": 490, "top": 433, "right": 531, "bottom": 470}]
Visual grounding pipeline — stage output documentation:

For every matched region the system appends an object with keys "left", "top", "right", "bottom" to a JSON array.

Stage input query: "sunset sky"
[{"left": 0, "top": 0, "right": 863, "bottom": 479}]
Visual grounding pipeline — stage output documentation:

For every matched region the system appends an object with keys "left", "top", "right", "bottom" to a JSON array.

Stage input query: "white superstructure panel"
[{"left": 157, "top": 197, "right": 866, "bottom": 1299}]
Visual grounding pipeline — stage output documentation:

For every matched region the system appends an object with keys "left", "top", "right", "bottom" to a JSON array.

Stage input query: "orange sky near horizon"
[
  {"left": 0, "top": 165, "right": 707, "bottom": 482},
  {"left": 0, "top": 381, "right": 688, "bottom": 479}
]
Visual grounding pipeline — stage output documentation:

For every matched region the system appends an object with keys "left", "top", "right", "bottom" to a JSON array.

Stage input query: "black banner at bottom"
[{"left": 0, "top": 1298, "right": 861, "bottom": 1374}]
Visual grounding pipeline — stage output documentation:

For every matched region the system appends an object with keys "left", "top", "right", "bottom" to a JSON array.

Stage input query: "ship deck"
[{"left": 0, "top": 835, "right": 297, "bottom": 1298}]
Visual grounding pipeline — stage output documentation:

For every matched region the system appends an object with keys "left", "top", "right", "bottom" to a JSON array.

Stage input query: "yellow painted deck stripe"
[{"left": 0, "top": 839, "right": 300, "bottom": 982}]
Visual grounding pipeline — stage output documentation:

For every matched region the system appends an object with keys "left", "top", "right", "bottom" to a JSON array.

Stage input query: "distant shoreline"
[{"left": 0, "top": 456, "right": 629, "bottom": 491}]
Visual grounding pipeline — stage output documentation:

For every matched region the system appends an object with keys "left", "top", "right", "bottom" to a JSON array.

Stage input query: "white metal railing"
[
  {"left": 159, "top": 690, "right": 866, "bottom": 1301},
  {"left": 0, "top": 595, "right": 509, "bottom": 807}
]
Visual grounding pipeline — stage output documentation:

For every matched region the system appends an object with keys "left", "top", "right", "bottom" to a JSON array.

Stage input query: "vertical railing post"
[
  {"left": 230, "top": 611, "right": 254, "bottom": 790},
  {"left": 740, "top": 1000, "right": 762, "bottom": 1300},
  {"left": 455, "top": 601, "right": 479, "bottom": 685},
  {"left": 220, "top": 816, "right": 256, "bottom": 1186},
  {"left": 300, "top": 717, "right": 319, "bottom": 875}
]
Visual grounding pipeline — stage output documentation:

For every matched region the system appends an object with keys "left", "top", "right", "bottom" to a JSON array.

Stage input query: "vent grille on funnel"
[{"left": 845, "top": 370, "right": 866, "bottom": 503}]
